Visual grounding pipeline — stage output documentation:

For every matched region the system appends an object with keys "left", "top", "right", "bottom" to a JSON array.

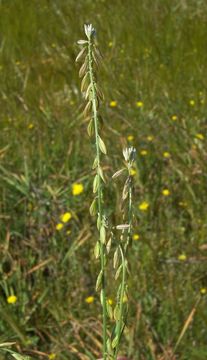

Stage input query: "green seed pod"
[
  {"left": 94, "top": 241, "right": 100, "bottom": 259},
  {"left": 98, "top": 135, "right": 107, "bottom": 154},
  {"left": 87, "top": 119, "right": 94, "bottom": 137},
  {"left": 96, "top": 270, "right": 103, "bottom": 291},
  {"left": 89, "top": 197, "right": 97, "bottom": 216},
  {"left": 100, "top": 225, "right": 106, "bottom": 244},
  {"left": 93, "top": 174, "right": 99, "bottom": 193}
]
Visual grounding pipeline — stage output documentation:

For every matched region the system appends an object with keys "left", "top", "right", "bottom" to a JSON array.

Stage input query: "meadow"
[{"left": 0, "top": 0, "right": 207, "bottom": 359}]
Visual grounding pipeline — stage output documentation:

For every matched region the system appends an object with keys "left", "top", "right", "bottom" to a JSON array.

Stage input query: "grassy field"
[{"left": 0, "top": 0, "right": 207, "bottom": 359}]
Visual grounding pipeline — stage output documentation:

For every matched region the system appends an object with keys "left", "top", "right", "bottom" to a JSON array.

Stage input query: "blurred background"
[{"left": 0, "top": 0, "right": 207, "bottom": 359}]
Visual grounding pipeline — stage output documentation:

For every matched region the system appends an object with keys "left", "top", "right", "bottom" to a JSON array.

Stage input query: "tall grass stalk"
[{"left": 76, "top": 24, "right": 108, "bottom": 359}]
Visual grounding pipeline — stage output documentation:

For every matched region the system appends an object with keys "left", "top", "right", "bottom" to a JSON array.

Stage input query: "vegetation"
[{"left": 0, "top": 1, "right": 207, "bottom": 359}]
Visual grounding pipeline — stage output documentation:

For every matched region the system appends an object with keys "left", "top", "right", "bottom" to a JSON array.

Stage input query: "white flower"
[
  {"left": 123, "top": 147, "right": 136, "bottom": 162},
  {"left": 84, "top": 24, "right": 96, "bottom": 39}
]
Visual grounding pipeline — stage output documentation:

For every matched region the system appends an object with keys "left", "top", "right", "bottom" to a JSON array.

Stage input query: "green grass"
[{"left": 0, "top": 0, "right": 207, "bottom": 359}]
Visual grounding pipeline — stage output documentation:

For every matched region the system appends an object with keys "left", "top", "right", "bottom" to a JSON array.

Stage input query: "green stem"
[
  {"left": 115, "top": 175, "right": 132, "bottom": 359},
  {"left": 88, "top": 36, "right": 107, "bottom": 360},
  {"left": 114, "top": 245, "right": 126, "bottom": 359}
]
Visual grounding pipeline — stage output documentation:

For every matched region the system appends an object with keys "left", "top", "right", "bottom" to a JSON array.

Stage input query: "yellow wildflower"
[
  {"left": 136, "top": 101, "right": 144, "bottom": 108},
  {"left": 140, "top": 150, "right": 148, "bottom": 156},
  {"left": 189, "top": 99, "right": 195, "bottom": 106},
  {"left": 195, "top": 133, "right": 204, "bottom": 140},
  {"left": 200, "top": 288, "right": 207, "bottom": 295},
  {"left": 171, "top": 115, "right": 178, "bottom": 121},
  {"left": 56, "top": 223, "right": 63, "bottom": 231},
  {"left": 133, "top": 234, "right": 140, "bottom": 240},
  {"left": 163, "top": 151, "right": 170, "bottom": 158},
  {"left": 28, "top": 123, "right": 34, "bottom": 129},
  {"left": 72, "top": 183, "right": 84, "bottom": 196},
  {"left": 127, "top": 135, "right": 134, "bottom": 141},
  {"left": 130, "top": 168, "right": 136, "bottom": 176},
  {"left": 162, "top": 189, "right": 170, "bottom": 196},
  {"left": 139, "top": 201, "right": 149, "bottom": 211},
  {"left": 109, "top": 100, "right": 117, "bottom": 107},
  {"left": 107, "top": 298, "right": 113, "bottom": 305},
  {"left": 85, "top": 296, "right": 94, "bottom": 304},
  {"left": 178, "top": 254, "right": 187, "bottom": 261},
  {"left": 60, "top": 212, "right": 72, "bottom": 223},
  {"left": 7, "top": 295, "right": 17, "bottom": 304},
  {"left": 66, "top": 230, "right": 71, "bottom": 235},
  {"left": 147, "top": 135, "right": 154, "bottom": 141},
  {"left": 48, "top": 354, "right": 56, "bottom": 360},
  {"left": 108, "top": 41, "right": 113, "bottom": 47}
]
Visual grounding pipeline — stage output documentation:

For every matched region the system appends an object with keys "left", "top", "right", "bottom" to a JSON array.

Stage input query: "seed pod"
[
  {"left": 85, "top": 83, "right": 92, "bottom": 100},
  {"left": 100, "top": 289, "right": 104, "bottom": 306},
  {"left": 92, "top": 51, "right": 100, "bottom": 67},
  {"left": 96, "top": 270, "right": 103, "bottom": 291},
  {"left": 94, "top": 241, "right": 100, "bottom": 259},
  {"left": 98, "top": 166, "right": 105, "bottom": 183},
  {"left": 106, "top": 237, "right": 112, "bottom": 254},
  {"left": 79, "top": 60, "right": 88, "bottom": 78},
  {"left": 115, "top": 264, "right": 123, "bottom": 280},
  {"left": 98, "top": 136, "right": 107, "bottom": 154},
  {"left": 75, "top": 47, "right": 86, "bottom": 62},
  {"left": 81, "top": 72, "right": 89, "bottom": 92},
  {"left": 93, "top": 46, "right": 103, "bottom": 62},
  {"left": 112, "top": 168, "right": 126, "bottom": 180},
  {"left": 96, "top": 85, "right": 104, "bottom": 102},
  {"left": 113, "top": 305, "right": 121, "bottom": 321},
  {"left": 77, "top": 39, "right": 88, "bottom": 45},
  {"left": 83, "top": 101, "right": 92, "bottom": 117},
  {"left": 122, "top": 177, "right": 130, "bottom": 200},
  {"left": 100, "top": 225, "right": 106, "bottom": 244},
  {"left": 97, "top": 214, "right": 101, "bottom": 230},
  {"left": 87, "top": 119, "right": 94, "bottom": 137},
  {"left": 106, "top": 302, "right": 113, "bottom": 319},
  {"left": 92, "top": 156, "right": 98, "bottom": 169},
  {"left": 113, "top": 248, "right": 119, "bottom": 269},
  {"left": 93, "top": 174, "right": 99, "bottom": 193},
  {"left": 89, "top": 197, "right": 97, "bottom": 216},
  {"left": 116, "top": 224, "right": 130, "bottom": 230}
]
